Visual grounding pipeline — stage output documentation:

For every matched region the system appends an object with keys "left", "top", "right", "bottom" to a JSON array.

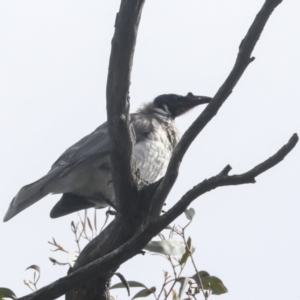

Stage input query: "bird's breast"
[{"left": 133, "top": 128, "right": 175, "bottom": 183}]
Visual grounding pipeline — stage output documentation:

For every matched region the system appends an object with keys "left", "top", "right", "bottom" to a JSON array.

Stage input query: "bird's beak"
[
  {"left": 164, "top": 92, "right": 212, "bottom": 118},
  {"left": 185, "top": 92, "right": 212, "bottom": 106}
]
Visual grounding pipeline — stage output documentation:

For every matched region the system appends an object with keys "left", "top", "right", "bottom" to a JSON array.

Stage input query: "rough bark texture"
[
  {"left": 106, "top": 0, "right": 145, "bottom": 216},
  {"left": 67, "top": 0, "right": 146, "bottom": 299},
  {"left": 16, "top": 1, "right": 298, "bottom": 300},
  {"left": 16, "top": 133, "right": 298, "bottom": 300}
]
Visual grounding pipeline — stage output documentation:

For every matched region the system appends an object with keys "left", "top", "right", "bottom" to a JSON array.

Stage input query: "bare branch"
[
  {"left": 62, "top": 1, "right": 146, "bottom": 298},
  {"left": 151, "top": 0, "right": 283, "bottom": 216},
  {"left": 106, "top": 0, "right": 145, "bottom": 214},
  {"left": 16, "top": 133, "right": 297, "bottom": 300},
  {"left": 156, "top": 133, "right": 298, "bottom": 230},
  {"left": 15, "top": 1, "right": 294, "bottom": 299}
]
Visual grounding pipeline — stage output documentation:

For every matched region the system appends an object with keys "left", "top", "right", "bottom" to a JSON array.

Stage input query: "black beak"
[
  {"left": 185, "top": 92, "right": 212, "bottom": 105},
  {"left": 153, "top": 92, "right": 212, "bottom": 119},
  {"left": 170, "top": 92, "right": 212, "bottom": 118}
]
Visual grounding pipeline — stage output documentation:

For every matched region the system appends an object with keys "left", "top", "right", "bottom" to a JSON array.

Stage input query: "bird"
[{"left": 3, "top": 93, "right": 211, "bottom": 221}]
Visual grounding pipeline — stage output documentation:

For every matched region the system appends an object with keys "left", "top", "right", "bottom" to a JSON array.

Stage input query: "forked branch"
[
  {"left": 17, "top": 133, "right": 298, "bottom": 300},
  {"left": 156, "top": 133, "right": 298, "bottom": 229},
  {"left": 151, "top": 0, "right": 283, "bottom": 216},
  {"left": 15, "top": 1, "right": 295, "bottom": 299}
]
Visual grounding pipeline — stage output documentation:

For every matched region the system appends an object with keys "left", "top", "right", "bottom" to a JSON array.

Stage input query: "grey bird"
[{"left": 3, "top": 93, "right": 211, "bottom": 221}]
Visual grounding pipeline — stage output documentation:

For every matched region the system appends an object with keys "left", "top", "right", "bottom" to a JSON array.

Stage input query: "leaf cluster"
[{"left": 110, "top": 208, "right": 227, "bottom": 300}]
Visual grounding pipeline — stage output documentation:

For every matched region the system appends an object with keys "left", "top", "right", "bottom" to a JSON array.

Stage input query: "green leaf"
[
  {"left": 131, "top": 287, "right": 156, "bottom": 300},
  {"left": 178, "top": 277, "right": 189, "bottom": 300},
  {"left": 184, "top": 208, "right": 195, "bottom": 221},
  {"left": 113, "top": 272, "right": 130, "bottom": 296},
  {"left": 110, "top": 281, "right": 147, "bottom": 290},
  {"left": 144, "top": 239, "right": 185, "bottom": 256},
  {"left": 180, "top": 237, "right": 192, "bottom": 265},
  {"left": 203, "top": 276, "right": 228, "bottom": 295},
  {"left": 25, "top": 264, "right": 41, "bottom": 284},
  {"left": 164, "top": 225, "right": 173, "bottom": 230},
  {"left": 0, "top": 287, "right": 16, "bottom": 299},
  {"left": 192, "top": 271, "right": 210, "bottom": 288},
  {"left": 192, "top": 271, "right": 228, "bottom": 295},
  {"left": 180, "top": 251, "right": 189, "bottom": 265},
  {"left": 25, "top": 264, "right": 40, "bottom": 273}
]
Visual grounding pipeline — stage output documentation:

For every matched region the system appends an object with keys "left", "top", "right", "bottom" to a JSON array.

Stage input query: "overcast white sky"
[{"left": 0, "top": 1, "right": 299, "bottom": 300}]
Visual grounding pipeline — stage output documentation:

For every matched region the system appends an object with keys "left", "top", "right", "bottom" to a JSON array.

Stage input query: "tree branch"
[
  {"left": 17, "top": 133, "right": 297, "bottom": 300},
  {"left": 155, "top": 133, "right": 298, "bottom": 230},
  {"left": 15, "top": 1, "right": 294, "bottom": 299},
  {"left": 63, "top": 1, "right": 146, "bottom": 299},
  {"left": 106, "top": 0, "right": 145, "bottom": 215},
  {"left": 151, "top": 0, "right": 283, "bottom": 216}
]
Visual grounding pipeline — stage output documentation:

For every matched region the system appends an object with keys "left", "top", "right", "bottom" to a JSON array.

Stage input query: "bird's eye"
[{"left": 107, "top": 180, "right": 113, "bottom": 188}]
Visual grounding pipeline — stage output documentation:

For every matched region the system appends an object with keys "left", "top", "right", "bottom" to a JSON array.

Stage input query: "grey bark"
[{"left": 16, "top": 1, "right": 298, "bottom": 300}]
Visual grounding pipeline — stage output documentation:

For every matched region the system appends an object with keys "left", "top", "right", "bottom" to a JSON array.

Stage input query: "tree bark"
[
  {"left": 67, "top": 0, "right": 146, "bottom": 298},
  {"left": 16, "top": 1, "right": 297, "bottom": 300}
]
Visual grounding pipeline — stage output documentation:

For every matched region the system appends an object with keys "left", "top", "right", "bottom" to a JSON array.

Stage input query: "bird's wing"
[
  {"left": 50, "top": 193, "right": 95, "bottom": 218},
  {"left": 3, "top": 122, "right": 111, "bottom": 222},
  {"left": 3, "top": 114, "right": 155, "bottom": 222},
  {"left": 50, "top": 122, "right": 110, "bottom": 178},
  {"left": 50, "top": 113, "right": 154, "bottom": 177},
  {"left": 15, "top": 113, "right": 155, "bottom": 191}
]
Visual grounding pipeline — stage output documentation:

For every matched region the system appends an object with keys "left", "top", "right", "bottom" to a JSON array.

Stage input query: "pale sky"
[{"left": 0, "top": 1, "right": 299, "bottom": 300}]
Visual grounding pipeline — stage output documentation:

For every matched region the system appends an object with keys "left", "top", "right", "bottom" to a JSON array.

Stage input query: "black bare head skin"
[{"left": 153, "top": 92, "right": 211, "bottom": 119}]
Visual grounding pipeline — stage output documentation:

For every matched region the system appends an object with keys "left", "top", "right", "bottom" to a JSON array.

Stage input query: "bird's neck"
[
  {"left": 137, "top": 102, "right": 181, "bottom": 148},
  {"left": 138, "top": 102, "right": 171, "bottom": 121}
]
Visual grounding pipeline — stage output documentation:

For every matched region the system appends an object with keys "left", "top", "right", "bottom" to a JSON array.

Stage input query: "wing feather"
[{"left": 50, "top": 122, "right": 110, "bottom": 177}]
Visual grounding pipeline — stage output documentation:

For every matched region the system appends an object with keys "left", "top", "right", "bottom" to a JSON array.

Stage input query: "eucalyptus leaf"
[
  {"left": 204, "top": 276, "right": 228, "bottom": 295},
  {"left": 180, "top": 250, "right": 189, "bottom": 266},
  {"left": 178, "top": 277, "right": 189, "bottom": 300},
  {"left": 113, "top": 272, "right": 130, "bottom": 296},
  {"left": 180, "top": 237, "right": 192, "bottom": 265},
  {"left": 25, "top": 264, "right": 40, "bottom": 273},
  {"left": 144, "top": 239, "right": 185, "bottom": 256},
  {"left": 0, "top": 287, "right": 16, "bottom": 300},
  {"left": 164, "top": 225, "right": 173, "bottom": 230},
  {"left": 192, "top": 271, "right": 210, "bottom": 288},
  {"left": 110, "top": 281, "right": 147, "bottom": 290},
  {"left": 192, "top": 271, "right": 228, "bottom": 295},
  {"left": 184, "top": 208, "right": 195, "bottom": 221},
  {"left": 131, "top": 287, "right": 156, "bottom": 300}
]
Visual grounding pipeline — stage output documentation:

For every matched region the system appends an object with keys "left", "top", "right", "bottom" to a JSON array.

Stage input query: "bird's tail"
[{"left": 3, "top": 175, "right": 51, "bottom": 222}]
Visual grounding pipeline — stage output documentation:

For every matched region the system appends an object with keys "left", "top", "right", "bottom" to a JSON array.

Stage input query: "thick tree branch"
[
  {"left": 151, "top": 0, "right": 283, "bottom": 216},
  {"left": 63, "top": 1, "right": 146, "bottom": 299},
  {"left": 15, "top": 1, "right": 293, "bottom": 299},
  {"left": 17, "top": 133, "right": 297, "bottom": 300},
  {"left": 106, "top": 0, "right": 145, "bottom": 215}
]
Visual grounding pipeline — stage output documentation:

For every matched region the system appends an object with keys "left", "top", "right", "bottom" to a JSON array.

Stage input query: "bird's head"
[{"left": 153, "top": 92, "right": 212, "bottom": 119}]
